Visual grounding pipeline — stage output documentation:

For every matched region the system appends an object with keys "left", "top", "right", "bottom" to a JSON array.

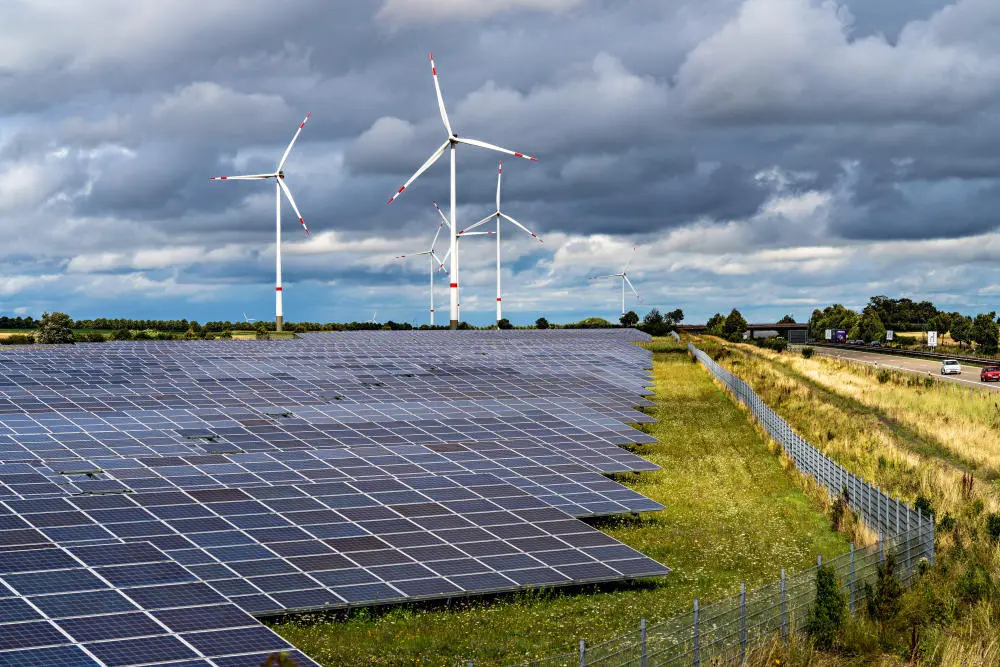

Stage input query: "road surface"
[{"left": 807, "top": 345, "right": 1000, "bottom": 392}]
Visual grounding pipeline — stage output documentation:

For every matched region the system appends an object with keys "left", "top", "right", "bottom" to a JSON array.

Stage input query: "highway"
[{"left": 808, "top": 345, "right": 1000, "bottom": 392}]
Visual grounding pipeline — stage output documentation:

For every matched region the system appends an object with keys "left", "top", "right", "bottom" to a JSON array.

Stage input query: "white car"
[{"left": 941, "top": 359, "right": 962, "bottom": 375}]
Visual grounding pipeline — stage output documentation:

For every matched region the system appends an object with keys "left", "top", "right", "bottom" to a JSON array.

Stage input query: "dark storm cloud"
[{"left": 5, "top": 0, "right": 1000, "bottom": 325}]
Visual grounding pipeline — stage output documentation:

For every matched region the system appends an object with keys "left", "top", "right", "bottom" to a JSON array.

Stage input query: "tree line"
[{"left": 808, "top": 296, "right": 999, "bottom": 354}]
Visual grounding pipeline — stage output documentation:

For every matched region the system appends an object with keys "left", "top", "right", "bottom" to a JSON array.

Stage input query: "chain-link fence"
[{"left": 473, "top": 344, "right": 935, "bottom": 667}]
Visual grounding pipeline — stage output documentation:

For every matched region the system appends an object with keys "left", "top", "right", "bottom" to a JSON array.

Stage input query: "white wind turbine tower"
[
  {"left": 591, "top": 247, "right": 641, "bottom": 317},
  {"left": 210, "top": 113, "right": 312, "bottom": 332},
  {"left": 387, "top": 53, "right": 537, "bottom": 330},
  {"left": 460, "top": 161, "right": 543, "bottom": 326},
  {"left": 393, "top": 209, "right": 449, "bottom": 326}
]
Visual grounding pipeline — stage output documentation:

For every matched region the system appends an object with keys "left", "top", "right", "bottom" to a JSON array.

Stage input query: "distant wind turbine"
[
  {"left": 460, "top": 161, "right": 543, "bottom": 327},
  {"left": 590, "top": 247, "right": 641, "bottom": 317},
  {"left": 393, "top": 207, "right": 450, "bottom": 326},
  {"left": 210, "top": 113, "right": 312, "bottom": 332}
]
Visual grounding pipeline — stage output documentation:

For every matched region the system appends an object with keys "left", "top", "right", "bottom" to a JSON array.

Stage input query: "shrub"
[
  {"left": 111, "top": 329, "right": 133, "bottom": 341},
  {"left": 956, "top": 564, "right": 994, "bottom": 604},
  {"left": 831, "top": 488, "right": 851, "bottom": 532},
  {"left": 755, "top": 337, "right": 788, "bottom": 353},
  {"left": 987, "top": 513, "right": 1000, "bottom": 544},
  {"left": 877, "top": 369, "right": 892, "bottom": 383},
  {"left": 805, "top": 563, "right": 847, "bottom": 649},
  {"left": 84, "top": 332, "right": 106, "bottom": 342},
  {"left": 0, "top": 334, "right": 34, "bottom": 345},
  {"left": 535, "top": 317, "right": 549, "bottom": 329},
  {"left": 914, "top": 495, "right": 935, "bottom": 518},
  {"left": 865, "top": 554, "right": 903, "bottom": 623},
  {"left": 35, "top": 312, "right": 74, "bottom": 344},
  {"left": 801, "top": 346, "right": 814, "bottom": 358},
  {"left": 497, "top": 318, "right": 513, "bottom": 330}
]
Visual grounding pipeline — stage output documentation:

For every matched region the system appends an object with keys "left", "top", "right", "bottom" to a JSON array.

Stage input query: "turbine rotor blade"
[
  {"left": 430, "top": 218, "right": 444, "bottom": 250},
  {"left": 622, "top": 246, "right": 637, "bottom": 273},
  {"left": 624, "top": 274, "right": 641, "bottom": 298},
  {"left": 430, "top": 251, "right": 448, "bottom": 273},
  {"left": 278, "top": 179, "right": 309, "bottom": 236},
  {"left": 277, "top": 112, "right": 311, "bottom": 172},
  {"left": 500, "top": 212, "right": 542, "bottom": 243},
  {"left": 454, "top": 137, "right": 536, "bottom": 161},
  {"left": 429, "top": 53, "right": 453, "bottom": 137},
  {"left": 431, "top": 200, "right": 451, "bottom": 229},
  {"left": 387, "top": 140, "right": 450, "bottom": 204},
  {"left": 460, "top": 213, "right": 497, "bottom": 235},
  {"left": 209, "top": 174, "right": 275, "bottom": 181}
]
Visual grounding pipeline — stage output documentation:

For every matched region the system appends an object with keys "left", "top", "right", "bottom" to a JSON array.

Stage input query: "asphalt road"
[{"left": 808, "top": 345, "right": 1000, "bottom": 392}]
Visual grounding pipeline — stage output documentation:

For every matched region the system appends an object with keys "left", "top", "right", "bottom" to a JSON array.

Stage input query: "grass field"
[
  {"left": 697, "top": 336, "right": 1000, "bottom": 664},
  {"left": 271, "top": 340, "right": 847, "bottom": 666}
]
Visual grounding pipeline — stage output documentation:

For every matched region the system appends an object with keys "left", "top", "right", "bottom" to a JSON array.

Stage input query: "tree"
[
  {"left": 808, "top": 304, "right": 859, "bottom": 340},
  {"left": 535, "top": 317, "right": 549, "bottom": 329},
  {"left": 928, "top": 312, "right": 953, "bottom": 336},
  {"left": 857, "top": 308, "right": 886, "bottom": 343},
  {"left": 667, "top": 308, "right": 684, "bottom": 325},
  {"left": 805, "top": 563, "right": 846, "bottom": 649},
  {"left": 637, "top": 308, "right": 684, "bottom": 336},
  {"left": 619, "top": 311, "right": 639, "bottom": 327},
  {"left": 497, "top": 318, "right": 513, "bottom": 330},
  {"left": 972, "top": 312, "right": 999, "bottom": 355},
  {"left": 722, "top": 309, "right": 748, "bottom": 342},
  {"left": 778, "top": 314, "right": 796, "bottom": 324},
  {"left": 705, "top": 313, "right": 725, "bottom": 336},
  {"left": 951, "top": 315, "right": 974, "bottom": 347},
  {"left": 35, "top": 312, "right": 75, "bottom": 344}
]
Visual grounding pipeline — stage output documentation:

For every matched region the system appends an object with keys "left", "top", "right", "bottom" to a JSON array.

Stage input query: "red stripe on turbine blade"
[
  {"left": 514, "top": 153, "right": 522, "bottom": 158},
  {"left": 529, "top": 157, "right": 537, "bottom": 161},
  {"left": 432, "top": 67, "right": 437, "bottom": 75}
]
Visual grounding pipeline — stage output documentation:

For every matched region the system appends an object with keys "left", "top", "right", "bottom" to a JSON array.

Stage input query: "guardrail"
[
  {"left": 473, "top": 344, "right": 935, "bottom": 667},
  {"left": 809, "top": 341, "right": 996, "bottom": 366}
]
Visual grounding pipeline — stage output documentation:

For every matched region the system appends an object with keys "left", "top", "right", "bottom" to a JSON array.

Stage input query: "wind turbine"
[
  {"left": 591, "top": 247, "right": 641, "bottom": 317},
  {"left": 210, "top": 113, "right": 312, "bottom": 332},
  {"left": 370, "top": 311, "right": 378, "bottom": 324},
  {"left": 393, "top": 209, "right": 449, "bottom": 326},
  {"left": 242, "top": 312, "right": 257, "bottom": 324},
  {"left": 459, "top": 161, "right": 543, "bottom": 326},
  {"left": 386, "top": 53, "right": 537, "bottom": 330}
]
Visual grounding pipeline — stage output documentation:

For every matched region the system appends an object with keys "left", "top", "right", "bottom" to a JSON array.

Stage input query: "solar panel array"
[{"left": 0, "top": 329, "right": 668, "bottom": 665}]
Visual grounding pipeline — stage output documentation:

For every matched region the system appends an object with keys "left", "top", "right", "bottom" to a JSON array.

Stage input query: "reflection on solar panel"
[{"left": 0, "top": 330, "right": 669, "bottom": 661}]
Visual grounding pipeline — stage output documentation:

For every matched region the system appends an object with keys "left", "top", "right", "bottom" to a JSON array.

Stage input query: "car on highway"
[
  {"left": 941, "top": 359, "right": 962, "bottom": 375},
  {"left": 981, "top": 366, "right": 1000, "bottom": 382},
  {"left": 870, "top": 341, "right": 882, "bottom": 348}
]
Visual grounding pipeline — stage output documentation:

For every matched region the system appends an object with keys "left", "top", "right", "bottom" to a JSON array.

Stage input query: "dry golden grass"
[{"left": 786, "top": 354, "right": 1000, "bottom": 478}]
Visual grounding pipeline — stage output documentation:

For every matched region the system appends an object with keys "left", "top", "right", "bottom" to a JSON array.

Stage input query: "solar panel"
[{"left": 0, "top": 330, "right": 669, "bottom": 661}]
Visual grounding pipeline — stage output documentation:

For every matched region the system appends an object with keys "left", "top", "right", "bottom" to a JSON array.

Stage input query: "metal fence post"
[
  {"left": 879, "top": 531, "right": 884, "bottom": 564},
  {"left": 640, "top": 617, "right": 647, "bottom": 667},
  {"left": 818, "top": 554, "right": 822, "bottom": 566},
  {"left": 780, "top": 569, "right": 787, "bottom": 644},
  {"left": 693, "top": 598, "right": 700, "bottom": 667},
  {"left": 739, "top": 583, "right": 747, "bottom": 664},
  {"left": 849, "top": 542, "right": 855, "bottom": 613},
  {"left": 905, "top": 504, "right": 911, "bottom": 583},
  {"left": 579, "top": 639, "right": 585, "bottom": 667}
]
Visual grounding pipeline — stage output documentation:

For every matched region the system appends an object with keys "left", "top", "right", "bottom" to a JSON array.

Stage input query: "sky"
[{"left": 2, "top": 0, "right": 1000, "bottom": 326}]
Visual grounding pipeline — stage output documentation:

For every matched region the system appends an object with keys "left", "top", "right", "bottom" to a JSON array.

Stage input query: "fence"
[{"left": 480, "top": 344, "right": 935, "bottom": 667}]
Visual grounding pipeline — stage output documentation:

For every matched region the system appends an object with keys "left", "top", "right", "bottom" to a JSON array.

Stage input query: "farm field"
[
  {"left": 271, "top": 339, "right": 847, "bottom": 666},
  {"left": 697, "top": 336, "right": 1000, "bottom": 664}
]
